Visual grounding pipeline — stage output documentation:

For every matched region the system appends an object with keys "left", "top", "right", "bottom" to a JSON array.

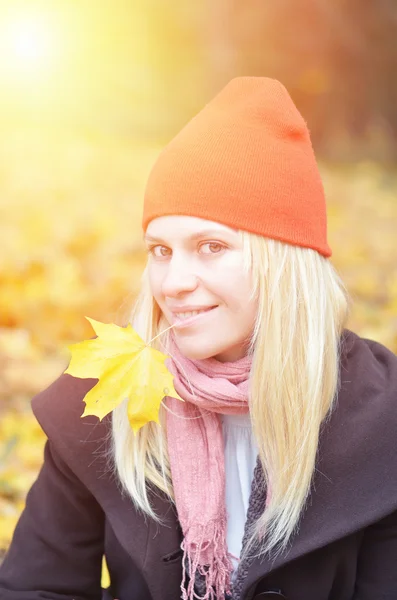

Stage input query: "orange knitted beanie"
[{"left": 142, "top": 76, "right": 332, "bottom": 257}]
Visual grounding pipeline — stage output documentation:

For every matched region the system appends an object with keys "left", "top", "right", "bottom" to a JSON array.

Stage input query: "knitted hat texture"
[{"left": 142, "top": 76, "right": 332, "bottom": 257}]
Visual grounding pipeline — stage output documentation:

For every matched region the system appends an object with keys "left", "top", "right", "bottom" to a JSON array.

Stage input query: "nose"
[{"left": 161, "top": 255, "right": 198, "bottom": 297}]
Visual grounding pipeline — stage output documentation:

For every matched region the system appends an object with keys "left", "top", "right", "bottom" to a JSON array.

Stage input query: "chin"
[
  {"left": 182, "top": 349, "right": 218, "bottom": 361},
  {"left": 175, "top": 341, "right": 224, "bottom": 361}
]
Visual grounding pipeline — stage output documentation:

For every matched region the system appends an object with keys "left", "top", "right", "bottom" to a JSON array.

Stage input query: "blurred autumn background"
[{"left": 0, "top": 0, "right": 397, "bottom": 573}]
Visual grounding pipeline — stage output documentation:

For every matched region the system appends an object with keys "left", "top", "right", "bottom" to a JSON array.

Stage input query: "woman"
[{"left": 1, "top": 77, "right": 396, "bottom": 600}]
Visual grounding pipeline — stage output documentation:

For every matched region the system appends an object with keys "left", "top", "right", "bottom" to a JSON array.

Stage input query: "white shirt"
[{"left": 220, "top": 412, "right": 258, "bottom": 578}]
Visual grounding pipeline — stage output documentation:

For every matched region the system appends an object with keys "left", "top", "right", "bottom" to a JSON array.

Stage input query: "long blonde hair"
[{"left": 111, "top": 231, "right": 350, "bottom": 557}]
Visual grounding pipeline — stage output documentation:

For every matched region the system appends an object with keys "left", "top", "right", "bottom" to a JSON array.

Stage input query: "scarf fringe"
[{"left": 181, "top": 519, "right": 235, "bottom": 600}]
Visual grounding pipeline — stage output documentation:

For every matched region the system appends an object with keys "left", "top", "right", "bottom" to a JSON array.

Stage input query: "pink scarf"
[{"left": 165, "top": 333, "right": 253, "bottom": 600}]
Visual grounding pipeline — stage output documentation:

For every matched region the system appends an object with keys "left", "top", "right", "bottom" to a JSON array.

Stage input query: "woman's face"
[{"left": 144, "top": 215, "right": 257, "bottom": 362}]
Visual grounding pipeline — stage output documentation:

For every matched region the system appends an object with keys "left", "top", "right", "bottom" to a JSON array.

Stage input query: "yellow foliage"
[
  {"left": 65, "top": 317, "right": 182, "bottom": 432},
  {"left": 0, "top": 412, "right": 46, "bottom": 552}
]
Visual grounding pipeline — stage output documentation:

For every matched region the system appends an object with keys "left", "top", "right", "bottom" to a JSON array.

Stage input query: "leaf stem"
[{"left": 146, "top": 322, "right": 176, "bottom": 347}]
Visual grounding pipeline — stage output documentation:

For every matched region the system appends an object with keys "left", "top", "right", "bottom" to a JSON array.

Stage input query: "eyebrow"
[{"left": 143, "top": 228, "right": 238, "bottom": 243}]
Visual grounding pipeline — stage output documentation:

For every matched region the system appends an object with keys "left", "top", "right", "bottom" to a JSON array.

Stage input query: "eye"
[
  {"left": 200, "top": 242, "right": 226, "bottom": 254},
  {"left": 147, "top": 245, "right": 171, "bottom": 257}
]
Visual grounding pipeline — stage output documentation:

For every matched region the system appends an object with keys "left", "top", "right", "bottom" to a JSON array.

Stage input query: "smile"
[{"left": 171, "top": 306, "right": 218, "bottom": 329}]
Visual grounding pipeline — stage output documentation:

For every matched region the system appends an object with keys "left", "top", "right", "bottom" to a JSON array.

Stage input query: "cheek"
[
  {"left": 222, "top": 271, "right": 255, "bottom": 309},
  {"left": 235, "top": 282, "right": 257, "bottom": 329},
  {"left": 147, "top": 268, "right": 162, "bottom": 300}
]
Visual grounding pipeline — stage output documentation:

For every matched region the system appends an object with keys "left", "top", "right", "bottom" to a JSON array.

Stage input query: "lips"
[
  {"left": 170, "top": 305, "right": 217, "bottom": 314},
  {"left": 173, "top": 306, "right": 216, "bottom": 319},
  {"left": 171, "top": 305, "right": 218, "bottom": 328}
]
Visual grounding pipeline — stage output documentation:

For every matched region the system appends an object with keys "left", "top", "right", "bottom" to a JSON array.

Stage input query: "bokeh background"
[{"left": 1, "top": 0, "right": 397, "bottom": 571}]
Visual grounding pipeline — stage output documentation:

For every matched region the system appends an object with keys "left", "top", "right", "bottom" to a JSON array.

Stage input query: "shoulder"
[
  {"left": 340, "top": 328, "right": 397, "bottom": 389},
  {"left": 31, "top": 373, "right": 111, "bottom": 478},
  {"left": 337, "top": 328, "right": 397, "bottom": 425},
  {"left": 318, "top": 329, "right": 397, "bottom": 518}
]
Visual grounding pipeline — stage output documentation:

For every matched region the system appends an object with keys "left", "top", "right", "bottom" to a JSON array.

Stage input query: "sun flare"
[{"left": 2, "top": 13, "right": 57, "bottom": 77}]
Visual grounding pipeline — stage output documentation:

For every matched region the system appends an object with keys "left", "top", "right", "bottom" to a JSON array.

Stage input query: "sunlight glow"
[{"left": 3, "top": 14, "right": 57, "bottom": 77}]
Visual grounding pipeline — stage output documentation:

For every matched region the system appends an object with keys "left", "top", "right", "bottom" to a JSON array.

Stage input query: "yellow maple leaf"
[{"left": 64, "top": 317, "right": 183, "bottom": 434}]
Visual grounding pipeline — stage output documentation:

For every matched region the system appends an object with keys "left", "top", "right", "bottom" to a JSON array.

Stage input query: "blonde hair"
[{"left": 111, "top": 231, "right": 350, "bottom": 558}]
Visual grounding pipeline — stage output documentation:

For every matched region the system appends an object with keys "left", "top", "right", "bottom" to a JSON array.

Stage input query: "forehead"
[{"left": 144, "top": 215, "right": 239, "bottom": 241}]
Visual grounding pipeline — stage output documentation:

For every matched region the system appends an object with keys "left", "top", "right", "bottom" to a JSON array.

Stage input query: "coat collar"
[{"left": 238, "top": 329, "right": 397, "bottom": 599}]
